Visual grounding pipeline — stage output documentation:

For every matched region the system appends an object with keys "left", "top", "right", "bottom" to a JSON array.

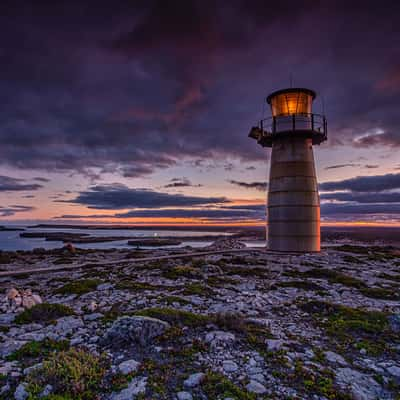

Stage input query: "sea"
[{"left": 0, "top": 226, "right": 264, "bottom": 252}]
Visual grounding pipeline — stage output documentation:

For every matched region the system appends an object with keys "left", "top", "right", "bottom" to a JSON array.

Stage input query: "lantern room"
[
  {"left": 248, "top": 87, "right": 327, "bottom": 147},
  {"left": 266, "top": 88, "right": 316, "bottom": 116}
]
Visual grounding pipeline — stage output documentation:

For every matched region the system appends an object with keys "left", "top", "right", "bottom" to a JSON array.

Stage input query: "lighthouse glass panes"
[{"left": 270, "top": 91, "right": 313, "bottom": 116}]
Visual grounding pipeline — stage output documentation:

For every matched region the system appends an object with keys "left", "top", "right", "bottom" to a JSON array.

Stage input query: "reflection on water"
[{"left": 0, "top": 227, "right": 230, "bottom": 251}]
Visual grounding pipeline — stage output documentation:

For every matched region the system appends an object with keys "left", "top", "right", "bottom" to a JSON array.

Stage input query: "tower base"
[{"left": 267, "top": 137, "right": 321, "bottom": 252}]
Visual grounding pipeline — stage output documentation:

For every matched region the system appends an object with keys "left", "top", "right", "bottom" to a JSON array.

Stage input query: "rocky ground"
[{"left": 0, "top": 242, "right": 399, "bottom": 400}]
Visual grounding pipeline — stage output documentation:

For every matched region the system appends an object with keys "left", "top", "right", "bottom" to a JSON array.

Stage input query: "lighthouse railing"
[{"left": 259, "top": 113, "right": 327, "bottom": 138}]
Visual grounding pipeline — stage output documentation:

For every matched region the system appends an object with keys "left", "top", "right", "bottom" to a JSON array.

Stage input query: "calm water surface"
[{"left": 0, "top": 227, "right": 236, "bottom": 251}]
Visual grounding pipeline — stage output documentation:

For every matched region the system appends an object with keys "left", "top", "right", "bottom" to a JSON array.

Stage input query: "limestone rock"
[
  {"left": 118, "top": 359, "right": 140, "bottom": 375},
  {"left": 97, "top": 283, "right": 114, "bottom": 291},
  {"left": 266, "top": 339, "right": 284, "bottom": 351},
  {"left": 223, "top": 360, "right": 238, "bottom": 373},
  {"left": 53, "top": 316, "right": 84, "bottom": 335},
  {"left": 103, "top": 316, "right": 170, "bottom": 346},
  {"left": 87, "top": 301, "right": 98, "bottom": 312},
  {"left": 183, "top": 372, "right": 205, "bottom": 388},
  {"left": 14, "top": 383, "right": 28, "bottom": 400},
  {"left": 324, "top": 351, "right": 347, "bottom": 366},
  {"left": 246, "top": 380, "right": 267, "bottom": 394},
  {"left": 386, "top": 365, "right": 400, "bottom": 378},
  {"left": 3, "top": 288, "right": 42, "bottom": 312},
  {"left": 177, "top": 392, "right": 193, "bottom": 400},
  {"left": 109, "top": 377, "right": 147, "bottom": 400},
  {"left": 205, "top": 331, "right": 235, "bottom": 348},
  {"left": 336, "top": 368, "right": 382, "bottom": 400}
]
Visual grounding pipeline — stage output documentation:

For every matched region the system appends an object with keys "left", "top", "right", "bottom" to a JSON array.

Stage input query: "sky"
[{"left": 1, "top": 1, "right": 400, "bottom": 226}]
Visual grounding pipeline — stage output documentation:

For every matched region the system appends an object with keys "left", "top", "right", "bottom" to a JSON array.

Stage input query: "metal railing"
[{"left": 259, "top": 113, "right": 327, "bottom": 138}]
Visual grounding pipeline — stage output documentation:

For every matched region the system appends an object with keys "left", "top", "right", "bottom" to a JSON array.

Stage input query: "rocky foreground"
[{"left": 0, "top": 243, "right": 399, "bottom": 400}]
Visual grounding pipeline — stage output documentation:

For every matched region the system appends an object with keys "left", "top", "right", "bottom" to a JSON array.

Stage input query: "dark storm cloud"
[
  {"left": 1, "top": 1, "right": 400, "bottom": 177},
  {"left": 62, "top": 183, "right": 226, "bottom": 209},
  {"left": 34, "top": 177, "right": 50, "bottom": 182},
  {"left": 164, "top": 178, "right": 202, "bottom": 188},
  {"left": 324, "top": 163, "right": 360, "bottom": 170},
  {"left": 320, "top": 173, "right": 400, "bottom": 192},
  {"left": 0, "top": 176, "right": 42, "bottom": 192},
  {"left": 321, "top": 192, "right": 400, "bottom": 203},
  {"left": 0, "top": 205, "right": 35, "bottom": 217},
  {"left": 115, "top": 208, "right": 262, "bottom": 219},
  {"left": 229, "top": 180, "right": 267, "bottom": 191},
  {"left": 321, "top": 203, "right": 400, "bottom": 215},
  {"left": 353, "top": 132, "right": 400, "bottom": 148},
  {"left": 56, "top": 203, "right": 264, "bottom": 220},
  {"left": 364, "top": 165, "right": 379, "bottom": 169}
]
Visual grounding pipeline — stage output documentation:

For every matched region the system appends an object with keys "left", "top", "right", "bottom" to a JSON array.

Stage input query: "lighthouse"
[{"left": 249, "top": 88, "right": 327, "bottom": 252}]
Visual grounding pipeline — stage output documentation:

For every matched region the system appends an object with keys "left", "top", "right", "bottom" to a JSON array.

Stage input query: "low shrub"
[
  {"left": 27, "top": 348, "right": 108, "bottom": 400},
  {"left": 55, "top": 279, "right": 102, "bottom": 295},
  {"left": 15, "top": 303, "right": 75, "bottom": 324},
  {"left": 7, "top": 339, "right": 69, "bottom": 361}
]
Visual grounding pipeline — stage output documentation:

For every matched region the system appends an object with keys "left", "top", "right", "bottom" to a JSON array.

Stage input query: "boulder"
[
  {"left": 324, "top": 351, "right": 347, "bottom": 366},
  {"left": 102, "top": 316, "right": 170, "bottom": 346},
  {"left": 14, "top": 383, "right": 28, "bottom": 400},
  {"left": 87, "top": 301, "right": 98, "bottom": 312},
  {"left": 183, "top": 372, "right": 205, "bottom": 388},
  {"left": 205, "top": 331, "right": 235, "bottom": 348},
  {"left": 246, "top": 380, "right": 267, "bottom": 394},
  {"left": 53, "top": 316, "right": 84, "bottom": 336},
  {"left": 177, "top": 392, "right": 193, "bottom": 400},
  {"left": 4, "top": 288, "right": 42, "bottom": 312},
  {"left": 118, "top": 359, "right": 140, "bottom": 375},
  {"left": 266, "top": 339, "right": 284, "bottom": 351},
  {"left": 223, "top": 360, "right": 238, "bottom": 373},
  {"left": 108, "top": 377, "right": 147, "bottom": 400},
  {"left": 97, "top": 283, "right": 114, "bottom": 291},
  {"left": 335, "top": 368, "right": 382, "bottom": 400}
]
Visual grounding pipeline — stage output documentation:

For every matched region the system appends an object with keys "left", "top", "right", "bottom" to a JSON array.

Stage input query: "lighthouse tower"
[{"left": 249, "top": 88, "right": 327, "bottom": 252}]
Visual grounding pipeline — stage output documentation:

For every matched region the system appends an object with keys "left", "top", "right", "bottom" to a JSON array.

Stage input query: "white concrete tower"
[{"left": 249, "top": 88, "right": 327, "bottom": 252}]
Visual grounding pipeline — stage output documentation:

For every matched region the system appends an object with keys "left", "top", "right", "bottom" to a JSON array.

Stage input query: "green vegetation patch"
[
  {"left": 162, "top": 295, "right": 192, "bottom": 305},
  {"left": 206, "top": 276, "right": 238, "bottom": 287},
  {"left": 300, "top": 300, "right": 397, "bottom": 356},
  {"left": 336, "top": 245, "right": 399, "bottom": 261},
  {"left": 181, "top": 283, "right": 215, "bottom": 296},
  {"left": 359, "top": 287, "right": 400, "bottom": 300},
  {"left": 291, "top": 360, "right": 352, "bottom": 400},
  {"left": 27, "top": 348, "right": 108, "bottom": 400},
  {"left": 55, "top": 279, "right": 102, "bottom": 295},
  {"left": 135, "top": 307, "right": 210, "bottom": 328},
  {"left": 213, "top": 312, "right": 273, "bottom": 351},
  {"left": 115, "top": 280, "right": 161, "bottom": 292},
  {"left": 7, "top": 339, "right": 69, "bottom": 362},
  {"left": 301, "top": 300, "right": 389, "bottom": 336},
  {"left": 15, "top": 303, "right": 75, "bottom": 324},
  {"left": 202, "top": 371, "right": 256, "bottom": 400},
  {"left": 163, "top": 265, "right": 203, "bottom": 280},
  {"left": 300, "top": 268, "right": 367, "bottom": 289}
]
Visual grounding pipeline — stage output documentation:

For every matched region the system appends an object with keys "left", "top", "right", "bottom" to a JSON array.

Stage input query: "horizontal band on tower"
[
  {"left": 268, "top": 190, "right": 319, "bottom": 194},
  {"left": 268, "top": 219, "right": 320, "bottom": 223},
  {"left": 270, "top": 175, "right": 317, "bottom": 180},
  {"left": 268, "top": 204, "right": 320, "bottom": 208},
  {"left": 268, "top": 234, "right": 320, "bottom": 238}
]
